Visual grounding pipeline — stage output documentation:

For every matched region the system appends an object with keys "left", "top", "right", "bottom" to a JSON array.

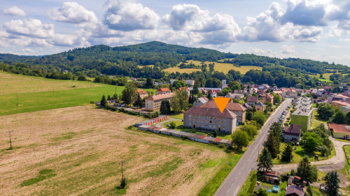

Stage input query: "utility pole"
[
  {"left": 16, "top": 93, "right": 18, "bottom": 106},
  {"left": 8, "top": 130, "right": 13, "bottom": 149},
  {"left": 119, "top": 160, "right": 125, "bottom": 180}
]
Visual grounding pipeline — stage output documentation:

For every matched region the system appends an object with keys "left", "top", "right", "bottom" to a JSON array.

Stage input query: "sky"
[{"left": 1, "top": 0, "right": 350, "bottom": 66}]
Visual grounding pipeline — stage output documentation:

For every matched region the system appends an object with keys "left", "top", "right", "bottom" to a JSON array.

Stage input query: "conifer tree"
[
  {"left": 258, "top": 147, "right": 273, "bottom": 172},
  {"left": 281, "top": 142, "right": 293, "bottom": 162},
  {"left": 207, "top": 91, "right": 212, "bottom": 100},
  {"left": 107, "top": 95, "right": 111, "bottom": 100},
  {"left": 100, "top": 95, "right": 106, "bottom": 106},
  {"left": 160, "top": 100, "right": 170, "bottom": 114},
  {"left": 134, "top": 94, "right": 143, "bottom": 108},
  {"left": 297, "top": 156, "right": 318, "bottom": 184},
  {"left": 325, "top": 171, "right": 340, "bottom": 196},
  {"left": 307, "top": 185, "right": 313, "bottom": 196},
  {"left": 264, "top": 132, "right": 279, "bottom": 158}
]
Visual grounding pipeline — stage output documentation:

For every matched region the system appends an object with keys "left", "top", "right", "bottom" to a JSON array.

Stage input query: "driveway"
[{"left": 155, "top": 118, "right": 181, "bottom": 128}]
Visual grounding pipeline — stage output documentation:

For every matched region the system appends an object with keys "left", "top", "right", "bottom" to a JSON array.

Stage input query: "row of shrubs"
[{"left": 96, "top": 102, "right": 160, "bottom": 119}]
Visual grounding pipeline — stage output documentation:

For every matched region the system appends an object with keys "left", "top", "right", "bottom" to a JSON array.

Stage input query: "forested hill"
[{"left": 0, "top": 41, "right": 349, "bottom": 76}]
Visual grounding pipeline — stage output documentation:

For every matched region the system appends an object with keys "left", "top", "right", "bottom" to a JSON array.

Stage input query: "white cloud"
[
  {"left": 21, "top": 48, "right": 35, "bottom": 53},
  {"left": 162, "top": 4, "right": 208, "bottom": 30},
  {"left": 305, "top": 51, "right": 311, "bottom": 54},
  {"left": 48, "top": 2, "right": 98, "bottom": 27},
  {"left": 162, "top": 4, "right": 241, "bottom": 46},
  {"left": 103, "top": 0, "right": 160, "bottom": 31},
  {"left": 280, "top": 45, "right": 296, "bottom": 54},
  {"left": 48, "top": 34, "right": 90, "bottom": 47},
  {"left": 3, "top": 6, "right": 26, "bottom": 16},
  {"left": 3, "top": 19, "right": 54, "bottom": 38},
  {"left": 240, "top": 2, "right": 323, "bottom": 42},
  {"left": 339, "top": 38, "right": 350, "bottom": 41}
]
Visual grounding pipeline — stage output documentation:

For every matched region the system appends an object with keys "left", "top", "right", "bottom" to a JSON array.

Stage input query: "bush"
[
  {"left": 90, "top": 101, "right": 95, "bottom": 104},
  {"left": 120, "top": 178, "right": 127, "bottom": 189},
  {"left": 111, "top": 108, "right": 117, "bottom": 112},
  {"left": 169, "top": 121, "right": 176, "bottom": 129}
]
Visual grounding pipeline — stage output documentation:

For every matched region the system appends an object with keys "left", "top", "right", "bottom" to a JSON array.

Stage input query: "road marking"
[{"left": 233, "top": 188, "right": 239, "bottom": 196}]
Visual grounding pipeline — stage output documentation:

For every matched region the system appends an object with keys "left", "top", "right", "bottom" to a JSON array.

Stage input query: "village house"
[
  {"left": 329, "top": 123, "right": 350, "bottom": 139},
  {"left": 145, "top": 92, "right": 174, "bottom": 111},
  {"left": 247, "top": 96, "right": 259, "bottom": 106},
  {"left": 262, "top": 171, "right": 280, "bottom": 184},
  {"left": 291, "top": 108, "right": 313, "bottom": 132},
  {"left": 178, "top": 87, "right": 190, "bottom": 96},
  {"left": 193, "top": 97, "right": 208, "bottom": 107},
  {"left": 282, "top": 89, "right": 298, "bottom": 98},
  {"left": 331, "top": 100, "right": 350, "bottom": 109},
  {"left": 183, "top": 80, "right": 195, "bottom": 86},
  {"left": 283, "top": 124, "right": 302, "bottom": 143},
  {"left": 225, "top": 93, "right": 244, "bottom": 100},
  {"left": 260, "top": 93, "right": 274, "bottom": 104},
  {"left": 201, "top": 101, "right": 247, "bottom": 124},
  {"left": 183, "top": 106, "right": 237, "bottom": 134},
  {"left": 255, "top": 101, "right": 266, "bottom": 112},
  {"left": 156, "top": 88, "right": 171, "bottom": 95},
  {"left": 137, "top": 89, "right": 149, "bottom": 99}
]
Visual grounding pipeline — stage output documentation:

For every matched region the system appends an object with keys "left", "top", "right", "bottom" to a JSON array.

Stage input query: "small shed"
[{"left": 138, "top": 125, "right": 150, "bottom": 131}]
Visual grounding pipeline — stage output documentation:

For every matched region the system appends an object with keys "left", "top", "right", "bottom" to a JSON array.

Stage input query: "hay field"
[
  {"left": 163, "top": 61, "right": 262, "bottom": 74},
  {"left": 0, "top": 72, "right": 100, "bottom": 95},
  {"left": 0, "top": 106, "right": 228, "bottom": 196}
]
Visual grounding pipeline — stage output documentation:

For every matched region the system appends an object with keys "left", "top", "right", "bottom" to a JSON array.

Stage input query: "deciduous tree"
[{"left": 231, "top": 130, "right": 249, "bottom": 150}]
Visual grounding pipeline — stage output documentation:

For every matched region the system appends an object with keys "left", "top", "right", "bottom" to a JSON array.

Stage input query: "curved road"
[{"left": 215, "top": 98, "right": 293, "bottom": 196}]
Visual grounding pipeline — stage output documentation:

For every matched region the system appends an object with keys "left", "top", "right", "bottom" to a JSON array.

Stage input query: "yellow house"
[
  {"left": 145, "top": 92, "right": 174, "bottom": 111},
  {"left": 329, "top": 123, "right": 350, "bottom": 139},
  {"left": 255, "top": 101, "right": 266, "bottom": 112},
  {"left": 137, "top": 89, "right": 149, "bottom": 99}
]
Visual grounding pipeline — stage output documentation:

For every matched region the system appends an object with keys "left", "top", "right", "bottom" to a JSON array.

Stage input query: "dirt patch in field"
[{"left": 0, "top": 106, "right": 227, "bottom": 196}]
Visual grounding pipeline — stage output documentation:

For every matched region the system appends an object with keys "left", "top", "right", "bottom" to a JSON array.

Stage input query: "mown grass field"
[
  {"left": 0, "top": 71, "right": 101, "bottom": 95},
  {"left": 0, "top": 72, "right": 156, "bottom": 116},
  {"left": 163, "top": 60, "right": 262, "bottom": 74},
  {"left": 0, "top": 106, "right": 238, "bottom": 196}
]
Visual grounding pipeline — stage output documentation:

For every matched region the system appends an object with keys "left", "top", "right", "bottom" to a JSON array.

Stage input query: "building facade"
[
  {"left": 137, "top": 89, "right": 149, "bottom": 99},
  {"left": 200, "top": 101, "right": 246, "bottom": 124},
  {"left": 156, "top": 88, "right": 171, "bottom": 95},
  {"left": 183, "top": 107, "right": 237, "bottom": 134},
  {"left": 291, "top": 108, "right": 313, "bottom": 132},
  {"left": 145, "top": 92, "right": 174, "bottom": 111}
]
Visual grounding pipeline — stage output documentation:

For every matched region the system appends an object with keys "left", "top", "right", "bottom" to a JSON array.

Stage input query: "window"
[{"left": 206, "top": 116, "right": 208, "bottom": 119}]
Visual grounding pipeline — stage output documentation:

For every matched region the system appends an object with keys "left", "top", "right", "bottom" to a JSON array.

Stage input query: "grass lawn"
[
  {"left": 335, "top": 138, "right": 350, "bottom": 143},
  {"left": 0, "top": 72, "right": 157, "bottom": 116},
  {"left": 257, "top": 182, "right": 281, "bottom": 195},
  {"left": 311, "top": 186, "right": 325, "bottom": 196},
  {"left": 312, "top": 104, "right": 317, "bottom": 108},
  {"left": 163, "top": 121, "right": 233, "bottom": 140},
  {"left": 0, "top": 71, "right": 101, "bottom": 95},
  {"left": 272, "top": 142, "right": 335, "bottom": 165},
  {"left": 312, "top": 110, "right": 329, "bottom": 129},
  {"left": 168, "top": 113, "right": 184, "bottom": 120},
  {"left": 308, "top": 73, "right": 333, "bottom": 80}
]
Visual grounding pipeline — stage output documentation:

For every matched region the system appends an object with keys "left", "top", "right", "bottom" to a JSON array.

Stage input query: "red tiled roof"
[
  {"left": 247, "top": 96, "right": 258, "bottom": 102},
  {"left": 178, "top": 87, "right": 190, "bottom": 91},
  {"left": 214, "top": 138, "right": 222, "bottom": 142},
  {"left": 201, "top": 101, "right": 246, "bottom": 111},
  {"left": 137, "top": 89, "right": 148, "bottom": 94},
  {"left": 332, "top": 101, "right": 350, "bottom": 107},
  {"left": 329, "top": 123, "right": 350, "bottom": 133},
  {"left": 184, "top": 106, "right": 237, "bottom": 119},
  {"left": 197, "top": 135, "right": 206, "bottom": 139},
  {"left": 146, "top": 92, "right": 174, "bottom": 101},
  {"left": 157, "top": 88, "right": 171, "bottom": 92}
]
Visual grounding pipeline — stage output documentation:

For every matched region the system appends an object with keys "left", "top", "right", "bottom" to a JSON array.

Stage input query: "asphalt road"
[{"left": 214, "top": 98, "right": 292, "bottom": 196}]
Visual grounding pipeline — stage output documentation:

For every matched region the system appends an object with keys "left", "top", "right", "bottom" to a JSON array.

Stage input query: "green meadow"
[{"left": 0, "top": 72, "right": 156, "bottom": 116}]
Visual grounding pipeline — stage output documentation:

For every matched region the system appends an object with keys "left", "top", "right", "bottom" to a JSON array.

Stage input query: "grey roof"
[
  {"left": 255, "top": 101, "right": 266, "bottom": 107},
  {"left": 292, "top": 108, "right": 312, "bottom": 116},
  {"left": 196, "top": 97, "right": 208, "bottom": 104}
]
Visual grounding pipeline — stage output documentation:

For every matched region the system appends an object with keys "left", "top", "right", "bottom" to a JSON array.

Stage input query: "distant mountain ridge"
[{"left": 0, "top": 41, "right": 348, "bottom": 75}]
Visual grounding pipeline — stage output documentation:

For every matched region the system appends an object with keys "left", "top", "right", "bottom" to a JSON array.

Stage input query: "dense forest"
[{"left": 0, "top": 41, "right": 349, "bottom": 88}]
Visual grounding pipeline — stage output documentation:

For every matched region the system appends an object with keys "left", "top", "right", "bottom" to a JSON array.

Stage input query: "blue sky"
[{"left": 1, "top": 0, "right": 350, "bottom": 65}]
